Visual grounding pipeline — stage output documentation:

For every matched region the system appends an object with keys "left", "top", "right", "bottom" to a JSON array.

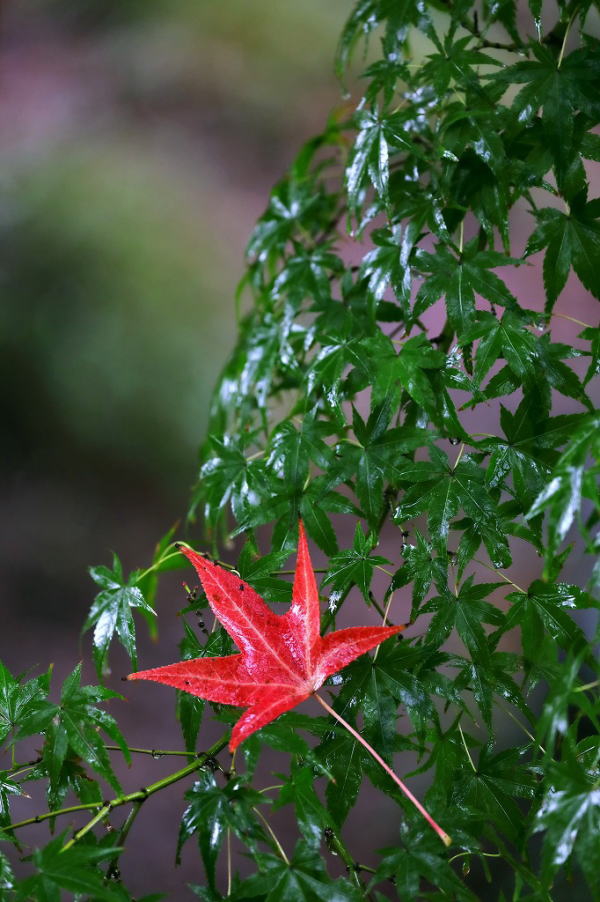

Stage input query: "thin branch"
[
  {"left": 104, "top": 745, "right": 198, "bottom": 758},
  {"left": 107, "top": 800, "right": 144, "bottom": 879},
  {"left": 7, "top": 802, "right": 101, "bottom": 832},
  {"left": 314, "top": 693, "right": 451, "bottom": 847},
  {"left": 60, "top": 733, "right": 229, "bottom": 852},
  {"left": 324, "top": 828, "right": 366, "bottom": 893},
  {"left": 6, "top": 734, "right": 229, "bottom": 848}
]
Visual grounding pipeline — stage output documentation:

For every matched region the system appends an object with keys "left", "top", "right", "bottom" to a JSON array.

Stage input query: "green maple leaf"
[
  {"left": 421, "top": 34, "right": 501, "bottom": 94},
  {"left": 360, "top": 222, "right": 420, "bottom": 322},
  {"left": 0, "top": 773, "right": 22, "bottom": 830},
  {"left": 394, "top": 450, "right": 511, "bottom": 567},
  {"left": 178, "top": 771, "right": 264, "bottom": 891},
  {"left": 502, "top": 581, "right": 593, "bottom": 662},
  {"left": 451, "top": 744, "right": 539, "bottom": 841},
  {"left": 422, "top": 578, "right": 505, "bottom": 664},
  {"left": 230, "top": 841, "right": 363, "bottom": 901},
  {"left": 275, "top": 766, "right": 334, "bottom": 852},
  {"left": 14, "top": 833, "right": 124, "bottom": 902},
  {"left": 526, "top": 413, "right": 600, "bottom": 564},
  {"left": 391, "top": 530, "right": 447, "bottom": 617},
  {"left": 415, "top": 241, "right": 519, "bottom": 333},
  {"left": 0, "top": 660, "right": 51, "bottom": 748},
  {"left": 535, "top": 760, "right": 600, "bottom": 894},
  {"left": 526, "top": 198, "right": 600, "bottom": 306},
  {"left": 323, "top": 522, "right": 390, "bottom": 604},
  {"left": 492, "top": 43, "right": 600, "bottom": 182},
  {"left": 346, "top": 108, "right": 423, "bottom": 211},
  {"left": 462, "top": 311, "right": 539, "bottom": 388},
  {"left": 375, "top": 839, "right": 477, "bottom": 900},
  {"left": 86, "top": 553, "right": 156, "bottom": 676},
  {"left": 18, "top": 664, "right": 129, "bottom": 809}
]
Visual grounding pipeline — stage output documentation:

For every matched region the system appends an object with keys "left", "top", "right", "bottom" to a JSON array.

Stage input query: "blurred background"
[
  {"left": 0, "top": 0, "right": 348, "bottom": 661},
  {"left": 1, "top": 1, "right": 598, "bottom": 898},
  {"left": 0, "top": 0, "right": 351, "bottom": 894}
]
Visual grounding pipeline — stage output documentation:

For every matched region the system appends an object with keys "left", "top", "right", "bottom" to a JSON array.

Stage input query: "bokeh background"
[
  {"left": 0, "top": 0, "right": 351, "bottom": 894},
  {"left": 1, "top": 1, "right": 598, "bottom": 898},
  {"left": 1, "top": 0, "right": 350, "bottom": 664}
]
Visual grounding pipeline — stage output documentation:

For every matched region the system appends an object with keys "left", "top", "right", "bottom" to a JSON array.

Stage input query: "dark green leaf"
[
  {"left": 86, "top": 554, "right": 156, "bottom": 676},
  {"left": 178, "top": 771, "right": 264, "bottom": 890},
  {"left": 15, "top": 833, "right": 124, "bottom": 901}
]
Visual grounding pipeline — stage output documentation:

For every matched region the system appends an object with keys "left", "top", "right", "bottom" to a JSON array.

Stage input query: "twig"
[
  {"left": 4, "top": 734, "right": 230, "bottom": 847},
  {"left": 60, "top": 733, "right": 229, "bottom": 852},
  {"left": 104, "top": 745, "right": 197, "bottom": 758},
  {"left": 7, "top": 802, "right": 101, "bottom": 832},
  {"left": 324, "top": 828, "right": 366, "bottom": 892},
  {"left": 107, "top": 800, "right": 144, "bottom": 879}
]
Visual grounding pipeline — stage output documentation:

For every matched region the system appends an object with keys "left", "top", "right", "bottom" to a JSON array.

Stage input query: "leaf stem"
[
  {"left": 448, "top": 850, "right": 501, "bottom": 864},
  {"left": 226, "top": 828, "right": 232, "bottom": 896},
  {"left": 252, "top": 806, "right": 290, "bottom": 865},
  {"left": 313, "top": 693, "right": 452, "bottom": 847},
  {"left": 135, "top": 547, "right": 187, "bottom": 583},
  {"left": 552, "top": 312, "right": 594, "bottom": 329},
  {"left": 373, "top": 592, "right": 395, "bottom": 662},
  {"left": 557, "top": 11, "right": 577, "bottom": 68},
  {"left": 374, "top": 564, "right": 394, "bottom": 578},
  {"left": 452, "top": 442, "right": 465, "bottom": 470},
  {"left": 7, "top": 757, "right": 42, "bottom": 779},
  {"left": 473, "top": 558, "right": 526, "bottom": 594},
  {"left": 458, "top": 724, "right": 477, "bottom": 773},
  {"left": 496, "top": 701, "right": 546, "bottom": 754},
  {"left": 368, "top": 591, "right": 395, "bottom": 623}
]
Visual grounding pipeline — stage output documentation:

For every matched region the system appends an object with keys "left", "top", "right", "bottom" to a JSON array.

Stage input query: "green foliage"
[{"left": 2, "top": 0, "right": 599, "bottom": 899}]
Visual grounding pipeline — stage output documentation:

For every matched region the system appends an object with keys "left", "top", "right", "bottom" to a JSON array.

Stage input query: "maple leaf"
[{"left": 128, "top": 521, "right": 403, "bottom": 750}]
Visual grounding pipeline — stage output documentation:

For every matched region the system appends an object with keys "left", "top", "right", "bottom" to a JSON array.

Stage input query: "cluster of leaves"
[{"left": 1, "top": 0, "right": 599, "bottom": 899}]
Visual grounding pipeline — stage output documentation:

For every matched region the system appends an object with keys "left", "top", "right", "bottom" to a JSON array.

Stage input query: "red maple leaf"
[{"left": 128, "top": 521, "right": 403, "bottom": 750}]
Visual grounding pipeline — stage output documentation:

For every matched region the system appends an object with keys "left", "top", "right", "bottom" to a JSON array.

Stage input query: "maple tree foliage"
[
  {"left": 128, "top": 522, "right": 403, "bottom": 750},
  {"left": 2, "top": 0, "right": 600, "bottom": 899}
]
